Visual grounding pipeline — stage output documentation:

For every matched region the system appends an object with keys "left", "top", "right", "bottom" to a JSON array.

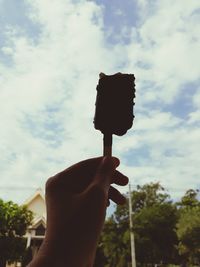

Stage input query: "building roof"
[
  {"left": 23, "top": 188, "right": 45, "bottom": 206},
  {"left": 23, "top": 188, "right": 46, "bottom": 227}
]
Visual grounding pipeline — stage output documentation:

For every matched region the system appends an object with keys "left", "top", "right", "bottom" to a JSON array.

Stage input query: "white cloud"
[
  {"left": 188, "top": 111, "right": 200, "bottom": 124},
  {"left": 112, "top": 0, "right": 200, "bottom": 201},
  {"left": 127, "top": 0, "right": 200, "bottom": 104},
  {"left": 0, "top": 0, "right": 126, "bottom": 203},
  {"left": 1, "top": 46, "right": 13, "bottom": 55},
  {"left": 0, "top": 0, "right": 199, "bottom": 205},
  {"left": 116, "top": 122, "right": 200, "bottom": 200},
  {"left": 192, "top": 88, "right": 200, "bottom": 108}
]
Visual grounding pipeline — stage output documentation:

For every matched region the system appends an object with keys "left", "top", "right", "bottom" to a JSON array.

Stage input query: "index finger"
[
  {"left": 93, "top": 157, "right": 120, "bottom": 189},
  {"left": 47, "top": 157, "right": 103, "bottom": 193}
]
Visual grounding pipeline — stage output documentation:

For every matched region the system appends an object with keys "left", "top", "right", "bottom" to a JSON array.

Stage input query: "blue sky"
[{"left": 0, "top": 0, "right": 200, "bottom": 210}]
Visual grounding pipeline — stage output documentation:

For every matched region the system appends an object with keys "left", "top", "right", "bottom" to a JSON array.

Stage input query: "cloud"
[
  {"left": 0, "top": 0, "right": 126, "bottom": 203},
  {"left": 110, "top": 0, "right": 200, "bottom": 200},
  {"left": 193, "top": 88, "right": 200, "bottom": 108},
  {"left": 0, "top": 0, "right": 199, "bottom": 205},
  {"left": 127, "top": 0, "right": 200, "bottom": 104}
]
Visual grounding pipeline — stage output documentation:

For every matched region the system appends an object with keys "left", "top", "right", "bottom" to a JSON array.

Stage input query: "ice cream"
[{"left": 94, "top": 72, "right": 135, "bottom": 136}]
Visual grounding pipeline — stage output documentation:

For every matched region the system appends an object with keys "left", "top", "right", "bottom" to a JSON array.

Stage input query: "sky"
[{"left": 0, "top": 0, "right": 200, "bottom": 211}]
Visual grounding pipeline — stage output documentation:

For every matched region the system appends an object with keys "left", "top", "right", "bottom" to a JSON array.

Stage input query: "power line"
[
  {"left": 0, "top": 186, "right": 39, "bottom": 190},
  {"left": 128, "top": 183, "right": 191, "bottom": 193}
]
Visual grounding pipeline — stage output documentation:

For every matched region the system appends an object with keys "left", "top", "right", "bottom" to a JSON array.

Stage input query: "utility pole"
[{"left": 129, "top": 183, "right": 136, "bottom": 267}]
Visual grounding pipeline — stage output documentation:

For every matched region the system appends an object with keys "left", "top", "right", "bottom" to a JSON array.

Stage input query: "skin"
[{"left": 28, "top": 156, "right": 128, "bottom": 267}]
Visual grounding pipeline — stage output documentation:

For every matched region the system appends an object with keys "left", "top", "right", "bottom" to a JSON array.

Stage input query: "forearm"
[
  {"left": 27, "top": 237, "right": 95, "bottom": 267},
  {"left": 28, "top": 251, "right": 94, "bottom": 267},
  {"left": 28, "top": 256, "right": 92, "bottom": 267}
]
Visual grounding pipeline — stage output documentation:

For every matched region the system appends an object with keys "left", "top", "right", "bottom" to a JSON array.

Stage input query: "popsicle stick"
[
  {"left": 103, "top": 145, "right": 112, "bottom": 157},
  {"left": 103, "top": 133, "right": 112, "bottom": 157}
]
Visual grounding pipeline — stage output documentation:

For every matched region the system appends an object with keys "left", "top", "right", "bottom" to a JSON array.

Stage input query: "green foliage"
[
  {"left": 96, "top": 215, "right": 130, "bottom": 267},
  {"left": 95, "top": 201, "right": 131, "bottom": 266},
  {"left": 131, "top": 182, "right": 170, "bottom": 212},
  {"left": 94, "top": 184, "right": 200, "bottom": 266},
  {"left": 177, "top": 189, "right": 200, "bottom": 208},
  {"left": 176, "top": 189, "right": 200, "bottom": 266},
  {"left": 96, "top": 184, "right": 200, "bottom": 266},
  {"left": 130, "top": 183, "right": 178, "bottom": 265},
  {"left": 0, "top": 199, "right": 33, "bottom": 265},
  {"left": 94, "top": 183, "right": 179, "bottom": 266},
  {"left": 0, "top": 199, "right": 33, "bottom": 237},
  {"left": 134, "top": 203, "right": 178, "bottom": 265}
]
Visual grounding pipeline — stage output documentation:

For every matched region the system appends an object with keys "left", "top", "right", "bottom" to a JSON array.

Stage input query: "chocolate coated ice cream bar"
[{"left": 94, "top": 72, "right": 136, "bottom": 156}]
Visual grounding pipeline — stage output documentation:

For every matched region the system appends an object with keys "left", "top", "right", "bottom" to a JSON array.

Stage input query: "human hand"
[{"left": 28, "top": 157, "right": 128, "bottom": 267}]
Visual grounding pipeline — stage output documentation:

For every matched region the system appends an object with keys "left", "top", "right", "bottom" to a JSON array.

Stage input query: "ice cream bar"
[{"left": 94, "top": 72, "right": 136, "bottom": 156}]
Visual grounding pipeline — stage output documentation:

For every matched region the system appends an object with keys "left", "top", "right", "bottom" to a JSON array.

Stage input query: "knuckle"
[{"left": 45, "top": 176, "right": 57, "bottom": 193}]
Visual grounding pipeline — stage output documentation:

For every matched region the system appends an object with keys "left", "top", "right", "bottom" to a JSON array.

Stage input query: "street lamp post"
[{"left": 129, "top": 183, "right": 136, "bottom": 267}]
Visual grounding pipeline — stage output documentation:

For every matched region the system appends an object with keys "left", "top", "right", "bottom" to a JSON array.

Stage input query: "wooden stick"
[{"left": 103, "top": 133, "right": 112, "bottom": 156}]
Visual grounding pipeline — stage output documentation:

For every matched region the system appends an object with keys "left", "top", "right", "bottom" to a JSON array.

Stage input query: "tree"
[
  {"left": 96, "top": 184, "right": 200, "bottom": 266},
  {"left": 128, "top": 183, "right": 178, "bottom": 266},
  {"left": 0, "top": 199, "right": 33, "bottom": 267},
  {"left": 100, "top": 215, "right": 131, "bottom": 267},
  {"left": 131, "top": 182, "right": 170, "bottom": 212},
  {"left": 177, "top": 206, "right": 200, "bottom": 266},
  {"left": 176, "top": 189, "right": 200, "bottom": 266},
  {"left": 98, "top": 182, "right": 179, "bottom": 267},
  {"left": 177, "top": 189, "right": 200, "bottom": 208},
  {"left": 133, "top": 203, "right": 178, "bottom": 266}
]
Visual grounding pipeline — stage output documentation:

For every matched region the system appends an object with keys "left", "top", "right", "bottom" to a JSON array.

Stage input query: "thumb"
[{"left": 94, "top": 156, "right": 120, "bottom": 188}]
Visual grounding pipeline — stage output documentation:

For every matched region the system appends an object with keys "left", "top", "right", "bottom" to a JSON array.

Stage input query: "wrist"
[{"left": 28, "top": 235, "right": 95, "bottom": 267}]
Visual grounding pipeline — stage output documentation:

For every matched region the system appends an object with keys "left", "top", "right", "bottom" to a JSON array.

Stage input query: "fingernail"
[
  {"left": 102, "top": 156, "right": 120, "bottom": 168},
  {"left": 99, "top": 157, "right": 119, "bottom": 174}
]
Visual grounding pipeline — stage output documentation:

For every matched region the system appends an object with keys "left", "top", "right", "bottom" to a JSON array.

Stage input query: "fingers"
[
  {"left": 94, "top": 157, "right": 120, "bottom": 189},
  {"left": 47, "top": 157, "right": 103, "bottom": 194},
  {"left": 46, "top": 156, "right": 128, "bottom": 198},
  {"left": 58, "top": 157, "right": 102, "bottom": 181},
  {"left": 108, "top": 186, "right": 127, "bottom": 205},
  {"left": 112, "top": 170, "right": 129, "bottom": 186},
  {"left": 107, "top": 171, "right": 128, "bottom": 206}
]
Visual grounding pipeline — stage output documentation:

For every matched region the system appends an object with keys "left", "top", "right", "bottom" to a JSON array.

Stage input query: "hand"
[{"left": 28, "top": 157, "right": 128, "bottom": 267}]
